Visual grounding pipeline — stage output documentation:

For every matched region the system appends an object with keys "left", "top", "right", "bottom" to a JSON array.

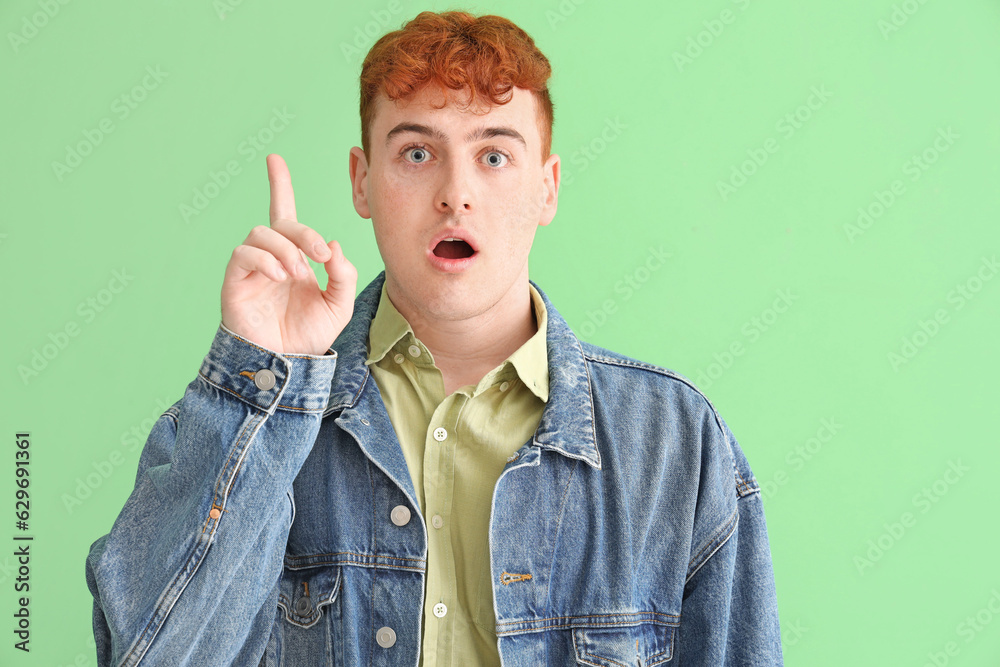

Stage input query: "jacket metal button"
[
  {"left": 433, "top": 427, "right": 447, "bottom": 442},
  {"left": 295, "top": 596, "right": 312, "bottom": 615},
  {"left": 433, "top": 602, "right": 447, "bottom": 618},
  {"left": 253, "top": 369, "right": 276, "bottom": 390},
  {"left": 376, "top": 626, "right": 396, "bottom": 647},
  {"left": 390, "top": 505, "right": 411, "bottom": 526}
]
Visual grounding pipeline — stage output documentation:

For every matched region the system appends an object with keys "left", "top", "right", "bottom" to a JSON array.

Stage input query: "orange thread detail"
[
  {"left": 500, "top": 571, "right": 532, "bottom": 585},
  {"left": 238, "top": 371, "right": 256, "bottom": 379}
]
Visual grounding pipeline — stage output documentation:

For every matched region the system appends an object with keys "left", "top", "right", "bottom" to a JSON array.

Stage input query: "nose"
[{"left": 435, "top": 159, "right": 473, "bottom": 214}]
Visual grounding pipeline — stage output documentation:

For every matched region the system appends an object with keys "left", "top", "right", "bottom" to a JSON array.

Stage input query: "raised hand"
[{"left": 220, "top": 154, "right": 358, "bottom": 356}]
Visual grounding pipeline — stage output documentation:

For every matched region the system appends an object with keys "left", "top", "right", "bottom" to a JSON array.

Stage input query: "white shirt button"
[
  {"left": 499, "top": 381, "right": 510, "bottom": 392},
  {"left": 254, "top": 369, "right": 276, "bottom": 390},
  {"left": 393, "top": 353, "right": 404, "bottom": 364},
  {"left": 433, "top": 427, "right": 448, "bottom": 442},
  {"left": 390, "top": 505, "right": 411, "bottom": 526},
  {"left": 376, "top": 626, "right": 396, "bottom": 647},
  {"left": 408, "top": 344, "right": 421, "bottom": 358},
  {"left": 433, "top": 602, "right": 448, "bottom": 618},
  {"left": 432, "top": 514, "right": 444, "bottom": 529}
]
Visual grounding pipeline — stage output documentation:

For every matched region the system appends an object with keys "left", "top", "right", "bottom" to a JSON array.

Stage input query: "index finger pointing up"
[{"left": 267, "top": 153, "right": 297, "bottom": 225}]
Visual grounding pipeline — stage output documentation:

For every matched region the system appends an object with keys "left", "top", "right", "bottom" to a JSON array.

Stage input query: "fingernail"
[{"left": 313, "top": 242, "right": 327, "bottom": 257}]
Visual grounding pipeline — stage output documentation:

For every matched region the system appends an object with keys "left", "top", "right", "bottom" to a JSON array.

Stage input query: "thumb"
[{"left": 321, "top": 239, "right": 358, "bottom": 314}]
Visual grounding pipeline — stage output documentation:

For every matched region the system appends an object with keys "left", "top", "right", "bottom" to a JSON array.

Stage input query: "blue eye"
[
  {"left": 484, "top": 151, "right": 508, "bottom": 168},
  {"left": 406, "top": 147, "right": 429, "bottom": 163}
]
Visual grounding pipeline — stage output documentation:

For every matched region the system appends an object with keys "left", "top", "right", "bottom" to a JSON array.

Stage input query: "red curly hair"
[{"left": 359, "top": 10, "right": 554, "bottom": 164}]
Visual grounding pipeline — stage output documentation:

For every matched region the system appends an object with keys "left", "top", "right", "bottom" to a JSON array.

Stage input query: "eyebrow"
[{"left": 384, "top": 122, "right": 527, "bottom": 150}]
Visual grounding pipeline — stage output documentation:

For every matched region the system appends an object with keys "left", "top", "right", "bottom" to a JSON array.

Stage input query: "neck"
[{"left": 384, "top": 274, "right": 538, "bottom": 393}]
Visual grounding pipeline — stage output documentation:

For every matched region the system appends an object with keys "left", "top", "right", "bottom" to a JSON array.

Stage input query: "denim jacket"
[{"left": 85, "top": 271, "right": 783, "bottom": 666}]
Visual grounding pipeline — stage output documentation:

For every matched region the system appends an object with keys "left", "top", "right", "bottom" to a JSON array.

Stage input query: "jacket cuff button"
[{"left": 254, "top": 369, "right": 276, "bottom": 390}]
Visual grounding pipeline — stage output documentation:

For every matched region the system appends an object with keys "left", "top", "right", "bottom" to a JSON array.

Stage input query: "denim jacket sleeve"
[
  {"left": 674, "top": 412, "right": 784, "bottom": 665},
  {"left": 84, "top": 322, "right": 339, "bottom": 667}
]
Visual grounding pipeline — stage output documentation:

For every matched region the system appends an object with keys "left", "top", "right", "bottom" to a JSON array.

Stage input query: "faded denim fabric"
[{"left": 85, "top": 270, "right": 783, "bottom": 666}]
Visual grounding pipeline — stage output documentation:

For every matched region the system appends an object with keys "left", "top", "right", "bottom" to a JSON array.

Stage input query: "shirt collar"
[
  {"left": 324, "top": 271, "right": 600, "bottom": 470},
  {"left": 363, "top": 280, "right": 549, "bottom": 402}
]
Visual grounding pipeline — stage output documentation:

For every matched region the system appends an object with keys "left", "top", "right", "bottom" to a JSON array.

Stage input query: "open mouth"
[{"left": 433, "top": 238, "right": 476, "bottom": 259}]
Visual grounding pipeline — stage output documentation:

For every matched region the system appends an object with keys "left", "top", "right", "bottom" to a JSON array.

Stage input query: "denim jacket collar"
[{"left": 323, "top": 271, "right": 601, "bottom": 471}]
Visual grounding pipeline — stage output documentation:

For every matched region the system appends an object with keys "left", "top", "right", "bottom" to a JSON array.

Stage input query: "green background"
[{"left": 3, "top": 0, "right": 999, "bottom": 664}]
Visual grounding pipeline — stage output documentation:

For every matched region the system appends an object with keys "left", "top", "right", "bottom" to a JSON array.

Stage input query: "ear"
[
  {"left": 349, "top": 146, "right": 371, "bottom": 219},
  {"left": 538, "top": 153, "right": 560, "bottom": 227}
]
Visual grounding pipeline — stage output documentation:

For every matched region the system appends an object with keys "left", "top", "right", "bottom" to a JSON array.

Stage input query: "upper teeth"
[{"left": 444, "top": 238, "right": 461, "bottom": 242}]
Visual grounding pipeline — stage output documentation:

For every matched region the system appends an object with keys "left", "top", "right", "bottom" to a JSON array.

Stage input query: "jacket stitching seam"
[
  {"left": 685, "top": 506, "right": 739, "bottom": 583},
  {"left": 119, "top": 533, "right": 213, "bottom": 666},
  {"left": 285, "top": 551, "right": 426, "bottom": 564},
  {"left": 366, "top": 457, "right": 377, "bottom": 665},
  {"left": 546, "top": 456, "right": 580, "bottom": 599},
  {"left": 496, "top": 611, "right": 681, "bottom": 627},
  {"left": 581, "top": 344, "right": 602, "bottom": 469},
  {"left": 204, "top": 414, "right": 262, "bottom": 533},
  {"left": 497, "top": 616, "right": 681, "bottom": 636},
  {"left": 197, "top": 370, "right": 327, "bottom": 414},
  {"left": 581, "top": 355, "right": 756, "bottom": 496},
  {"left": 197, "top": 370, "right": 275, "bottom": 412},
  {"left": 573, "top": 630, "right": 629, "bottom": 667},
  {"left": 287, "top": 560, "right": 427, "bottom": 572}
]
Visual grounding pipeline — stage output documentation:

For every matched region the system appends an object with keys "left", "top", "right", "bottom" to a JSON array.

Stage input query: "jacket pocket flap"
[
  {"left": 277, "top": 564, "right": 341, "bottom": 629},
  {"left": 573, "top": 622, "right": 675, "bottom": 666}
]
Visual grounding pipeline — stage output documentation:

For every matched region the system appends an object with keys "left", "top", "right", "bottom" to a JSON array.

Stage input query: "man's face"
[{"left": 349, "top": 84, "right": 559, "bottom": 325}]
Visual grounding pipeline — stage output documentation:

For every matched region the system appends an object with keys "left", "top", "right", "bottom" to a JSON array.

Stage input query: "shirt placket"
[{"left": 424, "top": 388, "right": 468, "bottom": 665}]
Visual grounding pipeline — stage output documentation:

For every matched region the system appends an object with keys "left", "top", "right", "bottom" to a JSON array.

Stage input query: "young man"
[{"left": 86, "top": 10, "right": 782, "bottom": 666}]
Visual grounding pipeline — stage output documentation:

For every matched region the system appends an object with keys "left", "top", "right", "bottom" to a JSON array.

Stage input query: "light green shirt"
[{"left": 364, "top": 281, "right": 549, "bottom": 666}]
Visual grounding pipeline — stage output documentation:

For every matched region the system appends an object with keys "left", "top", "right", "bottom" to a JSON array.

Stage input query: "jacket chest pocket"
[
  {"left": 267, "top": 564, "right": 344, "bottom": 667},
  {"left": 573, "top": 622, "right": 676, "bottom": 667},
  {"left": 277, "top": 564, "right": 342, "bottom": 628}
]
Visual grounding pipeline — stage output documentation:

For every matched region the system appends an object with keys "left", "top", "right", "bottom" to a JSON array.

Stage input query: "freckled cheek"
[
  {"left": 492, "top": 190, "right": 540, "bottom": 261},
  {"left": 370, "top": 170, "right": 419, "bottom": 220}
]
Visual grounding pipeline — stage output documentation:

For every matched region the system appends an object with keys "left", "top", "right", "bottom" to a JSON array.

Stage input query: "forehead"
[{"left": 373, "top": 84, "right": 538, "bottom": 144}]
